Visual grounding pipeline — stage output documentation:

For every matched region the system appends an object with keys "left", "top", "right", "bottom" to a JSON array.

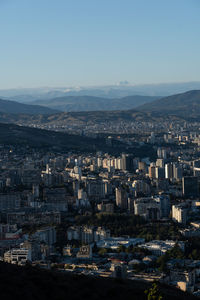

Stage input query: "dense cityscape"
[{"left": 1, "top": 119, "right": 200, "bottom": 297}]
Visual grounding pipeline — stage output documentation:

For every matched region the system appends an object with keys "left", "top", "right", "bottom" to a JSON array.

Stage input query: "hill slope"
[
  {"left": 137, "top": 90, "right": 200, "bottom": 118},
  {"left": 0, "top": 110, "right": 155, "bottom": 125},
  {"left": 0, "top": 98, "right": 59, "bottom": 115},
  {"left": 31, "top": 95, "right": 159, "bottom": 112},
  {"left": 0, "top": 262, "right": 197, "bottom": 300},
  {"left": 0, "top": 123, "right": 157, "bottom": 158},
  {"left": 0, "top": 123, "right": 104, "bottom": 151},
  {"left": 0, "top": 108, "right": 182, "bottom": 127}
]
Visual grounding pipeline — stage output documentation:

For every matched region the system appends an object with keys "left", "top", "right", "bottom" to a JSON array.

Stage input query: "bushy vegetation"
[
  {"left": 0, "top": 262, "right": 197, "bottom": 300},
  {"left": 144, "top": 282, "right": 163, "bottom": 300},
  {"left": 157, "top": 244, "right": 185, "bottom": 271}
]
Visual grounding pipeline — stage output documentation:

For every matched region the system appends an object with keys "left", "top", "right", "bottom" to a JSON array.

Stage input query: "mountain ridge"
[
  {"left": 30, "top": 95, "right": 160, "bottom": 112},
  {"left": 0, "top": 98, "right": 59, "bottom": 115},
  {"left": 1, "top": 81, "right": 200, "bottom": 100},
  {"left": 0, "top": 90, "right": 200, "bottom": 125},
  {"left": 136, "top": 90, "right": 200, "bottom": 118}
]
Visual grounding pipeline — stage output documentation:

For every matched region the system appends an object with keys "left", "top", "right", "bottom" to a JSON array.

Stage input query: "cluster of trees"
[
  {"left": 137, "top": 223, "right": 182, "bottom": 241},
  {"left": 75, "top": 213, "right": 146, "bottom": 236},
  {"left": 75, "top": 213, "right": 181, "bottom": 241},
  {"left": 157, "top": 244, "right": 185, "bottom": 272},
  {"left": 185, "top": 238, "right": 200, "bottom": 260}
]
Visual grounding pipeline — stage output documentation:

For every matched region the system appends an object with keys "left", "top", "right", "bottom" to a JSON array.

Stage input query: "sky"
[{"left": 0, "top": 0, "right": 200, "bottom": 89}]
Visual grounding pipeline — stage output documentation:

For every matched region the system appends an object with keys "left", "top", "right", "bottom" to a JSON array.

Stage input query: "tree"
[
  {"left": 167, "top": 243, "right": 184, "bottom": 259},
  {"left": 117, "top": 245, "right": 126, "bottom": 253},
  {"left": 92, "top": 242, "right": 98, "bottom": 253},
  {"left": 98, "top": 248, "right": 107, "bottom": 256},
  {"left": 144, "top": 282, "right": 163, "bottom": 300}
]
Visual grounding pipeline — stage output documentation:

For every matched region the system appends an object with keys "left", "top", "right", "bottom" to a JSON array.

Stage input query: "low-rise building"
[
  {"left": 139, "top": 240, "right": 185, "bottom": 256},
  {"left": 96, "top": 237, "right": 144, "bottom": 250},
  {"left": 76, "top": 245, "right": 92, "bottom": 259},
  {"left": 4, "top": 247, "right": 32, "bottom": 264}
]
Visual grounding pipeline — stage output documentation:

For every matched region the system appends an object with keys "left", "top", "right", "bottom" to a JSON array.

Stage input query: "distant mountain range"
[
  {"left": 1, "top": 81, "right": 200, "bottom": 102},
  {"left": 0, "top": 98, "right": 59, "bottom": 115},
  {"left": 25, "top": 89, "right": 200, "bottom": 123},
  {"left": 0, "top": 90, "right": 200, "bottom": 125},
  {"left": 30, "top": 95, "right": 160, "bottom": 112},
  {"left": 137, "top": 90, "right": 200, "bottom": 118}
]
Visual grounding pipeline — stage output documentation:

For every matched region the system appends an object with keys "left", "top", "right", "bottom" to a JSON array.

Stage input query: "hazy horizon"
[{"left": 1, "top": 80, "right": 200, "bottom": 91}]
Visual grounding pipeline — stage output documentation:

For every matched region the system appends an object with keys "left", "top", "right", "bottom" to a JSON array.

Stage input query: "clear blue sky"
[{"left": 0, "top": 0, "right": 200, "bottom": 88}]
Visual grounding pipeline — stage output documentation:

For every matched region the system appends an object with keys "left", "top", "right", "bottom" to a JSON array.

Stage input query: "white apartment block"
[{"left": 172, "top": 204, "right": 187, "bottom": 224}]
